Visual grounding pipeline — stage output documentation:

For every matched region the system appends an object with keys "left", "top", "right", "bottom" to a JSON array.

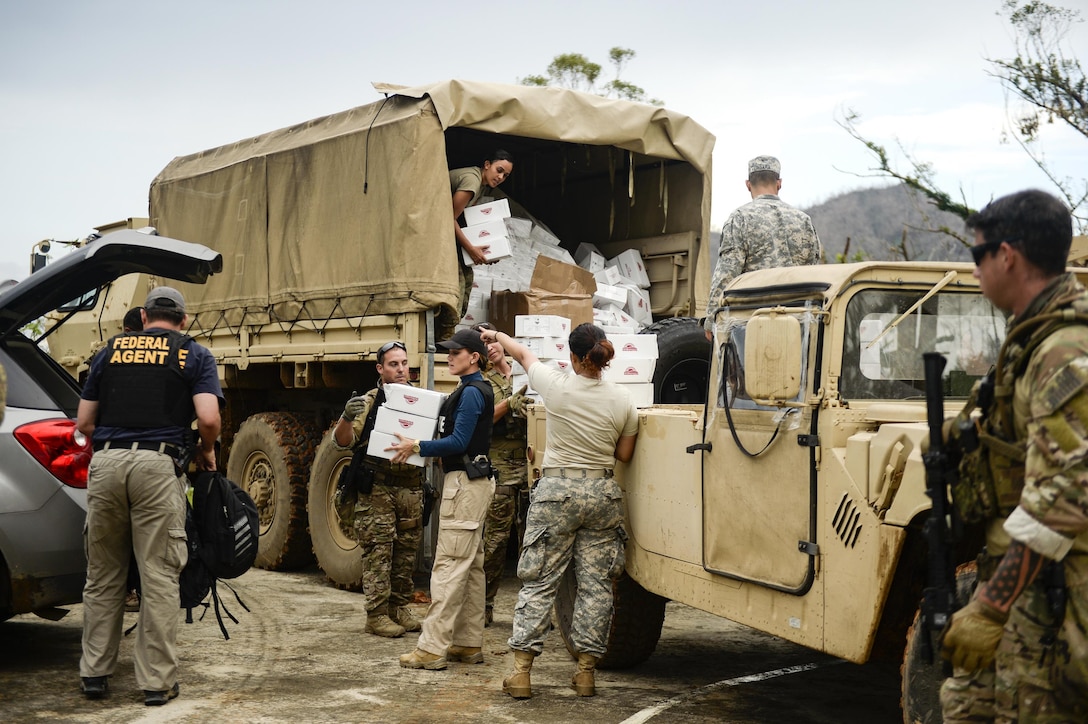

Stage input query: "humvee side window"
[{"left": 841, "top": 290, "right": 1005, "bottom": 399}]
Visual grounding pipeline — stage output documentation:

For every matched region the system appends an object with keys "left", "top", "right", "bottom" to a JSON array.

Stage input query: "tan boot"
[
  {"left": 571, "top": 653, "right": 598, "bottom": 696},
  {"left": 446, "top": 645, "right": 484, "bottom": 664},
  {"left": 399, "top": 648, "right": 447, "bottom": 670},
  {"left": 365, "top": 613, "right": 406, "bottom": 638},
  {"left": 392, "top": 605, "right": 421, "bottom": 632},
  {"left": 502, "top": 650, "right": 535, "bottom": 699}
]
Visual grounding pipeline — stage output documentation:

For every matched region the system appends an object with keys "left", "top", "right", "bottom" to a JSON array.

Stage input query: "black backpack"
[{"left": 185, "top": 470, "right": 259, "bottom": 638}]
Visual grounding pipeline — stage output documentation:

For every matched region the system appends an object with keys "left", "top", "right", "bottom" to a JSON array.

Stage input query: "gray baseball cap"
[
  {"left": 144, "top": 286, "right": 186, "bottom": 314},
  {"left": 748, "top": 155, "right": 781, "bottom": 176}
]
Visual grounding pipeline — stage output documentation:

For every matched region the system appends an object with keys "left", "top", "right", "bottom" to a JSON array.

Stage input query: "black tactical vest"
[
  {"left": 438, "top": 378, "right": 494, "bottom": 473},
  {"left": 96, "top": 329, "right": 195, "bottom": 430}
]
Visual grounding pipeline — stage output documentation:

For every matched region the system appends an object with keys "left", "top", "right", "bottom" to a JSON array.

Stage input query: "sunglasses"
[
  {"left": 970, "top": 238, "right": 1016, "bottom": 266},
  {"left": 377, "top": 341, "right": 407, "bottom": 361}
]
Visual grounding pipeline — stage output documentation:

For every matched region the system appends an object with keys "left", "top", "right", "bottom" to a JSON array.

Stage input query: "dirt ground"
[{"left": 0, "top": 565, "right": 905, "bottom": 723}]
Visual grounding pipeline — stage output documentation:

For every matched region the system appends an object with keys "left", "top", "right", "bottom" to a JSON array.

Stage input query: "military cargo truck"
[
  {"left": 41, "top": 79, "right": 716, "bottom": 585},
  {"left": 530, "top": 258, "right": 1086, "bottom": 722}
]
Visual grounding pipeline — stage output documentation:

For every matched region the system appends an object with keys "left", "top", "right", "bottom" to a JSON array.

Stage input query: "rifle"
[{"left": 920, "top": 352, "right": 958, "bottom": 667}]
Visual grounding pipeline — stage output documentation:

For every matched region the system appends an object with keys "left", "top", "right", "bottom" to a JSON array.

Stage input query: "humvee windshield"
[{"left": 841, "top": 289, "right": 1006, "bottom": 399}]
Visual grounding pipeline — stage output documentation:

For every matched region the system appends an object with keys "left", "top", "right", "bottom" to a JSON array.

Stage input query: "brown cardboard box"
[{"left": 490, "top": 257, "right": 596, "bottom": 335}]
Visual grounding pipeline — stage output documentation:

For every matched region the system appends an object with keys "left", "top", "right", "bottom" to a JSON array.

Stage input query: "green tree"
[
  {"left": 840, "top": 0, "right": 1086, "bottom": 236},
  {"left": 520, "top": 47, "right": 663, "bottom": 105}
]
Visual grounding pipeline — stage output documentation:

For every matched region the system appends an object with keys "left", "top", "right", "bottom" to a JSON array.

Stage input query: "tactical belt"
[
  {"left": 371, "top": 471, "right": 422, "bottom": 489},
  {"left": 541, "top": 467, "right": 613, "bottom": 479},
  {"left": 494, "top": 484, "right": 522, "bottom": 496},
  {"left": 94, "top": 440, "right": 182, "bottom": 459}
]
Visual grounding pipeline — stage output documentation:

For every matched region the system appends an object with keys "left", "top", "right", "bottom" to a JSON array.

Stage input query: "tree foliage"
[
  {"left": 840, "top": 0, "right": 1086, "bottom": 235},
  {"left": 520, "top": 47, "right": 663, "bottom": 105}
]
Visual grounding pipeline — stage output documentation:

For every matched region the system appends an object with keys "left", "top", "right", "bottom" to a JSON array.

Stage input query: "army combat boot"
[
  {"left": 502, "top": 650, "right": 535, "bottom": 699},
  {"left": 392, "top": 605, "right": 421, "bottom": 632},
  {"left": 446, "top": 645, "right": 484, "bottom": 664},
  {"left": 571, "top": 652, "right": 598, "bottom": 696},
  {"left": 365, "top": 609, "right": 406, "bottom": 638}
]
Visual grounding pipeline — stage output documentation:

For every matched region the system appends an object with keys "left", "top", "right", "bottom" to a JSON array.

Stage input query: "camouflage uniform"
[
  {"left": 481, "top": 367, "right": 528, "bottom": 617},
  {"left": 941, "top": 273, "right": 1088, "bottom": 721},
  {"left": 338, "top": 387, "right": 425, "bottom": 616},
  {"left": 705, "top": 195, "right": 822, "bottom": 332},
  {"left": 508, "top": 470, "right": 626, "bottom": 657}
]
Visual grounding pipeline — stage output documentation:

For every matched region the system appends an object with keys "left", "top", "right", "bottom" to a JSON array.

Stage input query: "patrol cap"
[
  {"left": 144, "top": 286, "right": 186, "bottom": 314},
  {"left": 748, "top": 155, "right": 781, "bottom": 177},
  {"left": 436, "top": 328, "right": 487, "bottom": 359}
]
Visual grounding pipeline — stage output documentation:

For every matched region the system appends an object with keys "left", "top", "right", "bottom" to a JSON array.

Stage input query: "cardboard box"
[
  {"left": 594, "top": 265, "right": 625, "bottom": 287},
  {"left": 592, "top": 283, "right": 627, "bottom": 309},
  {"left": 461, "top": 234, "right": 512, "bottom": 265},
  {"left": 610, "top": 333, "right": 660, "bottom": 360},
  {"left": 602, "top": 358, "right": 655, "bottom": 383},
  {"left": 464, "top": 198, "right": 510, "bottom": 226},
  {"left": 516, "top": 315, "right": 571, "bottom": 337},
  {"left": 383, "top": 383, "right": 446, "bottom": 418},
  {"left": 519, "top": 335, "right": 569, "bottom": 359},
  {"left": 367, "top": 430, "right": 425, "bottom": 467},
  {"left": 621, "top": 283, "right": 653, "bottom": 326},
  {"left": 623, "top": 382, "right": 655, "bottom": 407},
  {"left": 374, "top": 405, "right": 438, "bottom": 441},
  {"left": 609, "top": 248, "right": 651, "bottom": 288},
  {"left": 490, "top": 257, "right": 596, "bottom": 335}
]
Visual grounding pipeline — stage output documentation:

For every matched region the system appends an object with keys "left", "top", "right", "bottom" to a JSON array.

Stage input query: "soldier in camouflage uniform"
[
  {"left": 479, "top": 323, "right": 639, "bottom": 700},
  {"left": 332, "top": 341, "right": 424, "bottom": 638},
  {"left": 475, "top": 324, "right": 530, "bottom": 626},
  {"left": 705, "top": 155, "right": 822, "bottom": 337},
  {"left": 940, "top": 190, "right": 1088, "bottom": 721}
]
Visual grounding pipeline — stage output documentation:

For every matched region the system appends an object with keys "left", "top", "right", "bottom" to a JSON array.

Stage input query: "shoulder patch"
[{"left": 1038, "top": 359, "right": 1088, "bottom": 416}]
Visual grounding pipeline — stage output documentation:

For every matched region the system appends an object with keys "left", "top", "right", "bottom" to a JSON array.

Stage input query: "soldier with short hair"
[
  {"left": 940, "top": 189, "right": 1088, "bottom": 720},
  {"left": 705, "top": 155, "right": 822, "bottom": 338},
  {"left": 333, "top": 340, "right": 424, "bottom": 638}
]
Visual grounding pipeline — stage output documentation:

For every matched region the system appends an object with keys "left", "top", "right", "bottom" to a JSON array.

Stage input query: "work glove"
[
  {"left": 342, "top": 395, "right": 367, "bottom": 421},
  {"left": 940, "top": 599, "right": 1007, "bottom": 672},
  {"left": 508, "top": 385, "right": 530, "bottom": 417}
]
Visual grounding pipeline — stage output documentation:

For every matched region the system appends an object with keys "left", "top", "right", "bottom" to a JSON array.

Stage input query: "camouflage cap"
[
  {"left": 144, "top": 286, "right": 186, "bottom": 314},
  {"left": 748, "top": 155, "right": 781, "bottom": 176}
]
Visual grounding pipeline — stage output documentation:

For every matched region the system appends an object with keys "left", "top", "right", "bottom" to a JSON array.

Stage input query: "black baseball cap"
[{"left": 437, "top": 328, "right": 487, "bottom": 359}]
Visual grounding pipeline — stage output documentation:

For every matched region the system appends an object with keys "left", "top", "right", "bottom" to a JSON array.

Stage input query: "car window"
[{"left": 0, "top": 339, "right": 81, "bottom": 416}]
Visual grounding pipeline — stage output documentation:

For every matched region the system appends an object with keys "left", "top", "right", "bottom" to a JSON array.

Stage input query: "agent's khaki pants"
[
  {"left": 417, "top": 470, "right": 495, "bottom": 655},
  {"left": 80, "top": 449, "right": 187, "bottom": 691}
]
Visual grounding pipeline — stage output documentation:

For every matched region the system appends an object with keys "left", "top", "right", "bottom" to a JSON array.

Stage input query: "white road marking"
[{"left": 620, "top": 660, "right": 845, "bottom": 724}]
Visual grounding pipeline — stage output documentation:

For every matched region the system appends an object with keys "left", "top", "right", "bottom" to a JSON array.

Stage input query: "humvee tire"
[
  {"left": 228, "top": 412, "right": 318, "bottom": 570},
  {"left": 900, "top": 562, "right": 978, "bottom": 723},
  {"left": 555, "top": 567, "right": 667, "bottom": 669},
  {"left": 645, "top": 317, "right": 710, "bottom": 404},
  {"left": 308, "top": 432, "right": 364, "bottom": 590}
]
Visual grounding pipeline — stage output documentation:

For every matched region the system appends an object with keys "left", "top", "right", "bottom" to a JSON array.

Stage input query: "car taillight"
[{"left": 13, "top": 419, "right": 92, "bottom": 489}]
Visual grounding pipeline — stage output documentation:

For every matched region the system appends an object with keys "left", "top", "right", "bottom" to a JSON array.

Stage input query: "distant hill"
[{"left": 802, "top": 184, "right": 971, "bottom": 263}]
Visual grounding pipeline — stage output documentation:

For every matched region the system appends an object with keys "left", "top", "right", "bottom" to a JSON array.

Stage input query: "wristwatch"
[{"left": 412, "top": 441, "right": 421, "bottom": 454}]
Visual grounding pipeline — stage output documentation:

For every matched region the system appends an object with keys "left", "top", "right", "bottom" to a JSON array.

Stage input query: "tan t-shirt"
[
  {"left": 449, "top": 166, "right": 485, "bottom": 206},
  {"left": 528, "top": 362, "right": 639, "bottom": 469}
]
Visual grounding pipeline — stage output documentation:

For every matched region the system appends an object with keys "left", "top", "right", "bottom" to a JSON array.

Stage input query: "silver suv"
[{"left": 0, "top": 230, "right": 221, "bottom": 621}]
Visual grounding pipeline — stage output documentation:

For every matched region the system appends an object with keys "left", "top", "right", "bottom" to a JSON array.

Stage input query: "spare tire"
[{"left": 645, "top": 317, "right": 711, "bottom": 404}]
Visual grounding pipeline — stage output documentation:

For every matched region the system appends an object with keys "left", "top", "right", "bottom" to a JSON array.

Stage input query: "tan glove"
[
  {"left": 507, "top": 385, "right": 530, "bottom": 417},
  {"left": 342, "top": 395, "right": 367, "bottom": 421},
  {"left": 940, "top": 599, "right": 1007, "bottom": 672}
]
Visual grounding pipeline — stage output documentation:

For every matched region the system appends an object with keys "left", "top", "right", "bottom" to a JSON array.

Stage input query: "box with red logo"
[
  {"left": 463, "top": 198, "right": 511, "bottom": 226},
  {"left": 367, "top": 430, "right": 425, "bottom": 467},
  {"left": 374, "top": 405, "right": 438, "bottom": 441},
  {"left": 383, "top": 383, "right": 446, "bottom": 419},
  {"left": 601, "top": 358, "right": 654, "bottom": 383},
  {"left": 460, "top": 228, "right": 512, "bottom": 265},
  {"left": 609, "top": 333, "right": 659, "bottom": 360}
]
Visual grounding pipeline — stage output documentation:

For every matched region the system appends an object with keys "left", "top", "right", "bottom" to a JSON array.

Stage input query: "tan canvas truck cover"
[{"left": 149, "top": 79, "right": 714, "bottom": 330}]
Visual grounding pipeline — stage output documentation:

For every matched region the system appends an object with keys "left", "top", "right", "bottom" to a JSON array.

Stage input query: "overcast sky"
[{"left": 2, "top": 0, "right": 1086, "bottom": 283}]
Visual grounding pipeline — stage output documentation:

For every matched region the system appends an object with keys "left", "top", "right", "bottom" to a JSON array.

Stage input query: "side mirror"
[{"left": 743, "top": 310, "right": 801, "bottom": 405}]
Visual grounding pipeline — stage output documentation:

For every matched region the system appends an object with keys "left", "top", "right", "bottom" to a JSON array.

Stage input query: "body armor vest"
[
  {"left": 96, "top": 329, "right": 195, "bottom": 430},
  {"left": 438, "top": 378, "right": 494, "bottom": 473}
]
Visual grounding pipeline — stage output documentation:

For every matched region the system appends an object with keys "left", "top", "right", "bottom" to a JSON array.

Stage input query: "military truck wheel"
[
  {"left": 308, "top": 431, "right": 364, "bottom": 590},
  {"left": 645, "top": 317, "right": 711, "bottom": 404},
  {"left": 227, "top": 412, "right": 319, "bottom": 571},
  {"left": 554, "top": 567, "right": 667, "bottom": 670},
  {"left": 901, "top": 562, "right": 978, "bottom": 723}
]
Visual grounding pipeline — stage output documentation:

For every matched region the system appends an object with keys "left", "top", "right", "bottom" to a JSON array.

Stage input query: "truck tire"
[
  {"left": 227, "top": 412, "right": 319, "bottom": 571},
  {"left": 307, "top": 432, "right": 364, "bottom": 590},
  {"left": 644, "top": 317, "right": 711, "bottom": 404},
  {"left": 900, "top": 562, "right": 978, "bottom": 723},
  {"left": 554, "top": 567, "right": 667, "bottom": 670}
]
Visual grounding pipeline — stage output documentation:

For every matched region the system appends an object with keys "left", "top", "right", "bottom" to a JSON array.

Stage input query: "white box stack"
[
  {"left": 515, "top": 313, "right": 573, "bottom": 397},
  {"left": 603, "top": 333, "right": 659, "bottom": 407},
  {"left": 367, "top": 383, "right": 447, "bottom": 466}
]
